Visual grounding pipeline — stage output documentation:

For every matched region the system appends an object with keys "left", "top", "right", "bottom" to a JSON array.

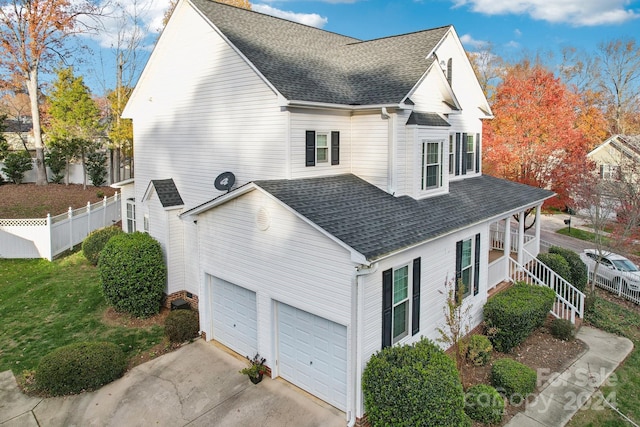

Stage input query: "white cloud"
[
  {"left": 451, "top": 0, "right": 640, "bottom": 26},
  {"left": 460, "top": 33, "right": 488, "bottom": 49},
  {"left": 505, "top": 40, "right": 520, "bottom": 48},
  {"left": 514, "top": 28, "right": 522, "bottom": 37},
  {"left": 252, "top": 4, "right": 328, "bottom": 27},
  {"left": 80, "top": 0, "right": 172, "bottom": 49}
]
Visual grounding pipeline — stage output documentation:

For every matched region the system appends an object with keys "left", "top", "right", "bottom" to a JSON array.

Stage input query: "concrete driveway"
[{"left": 0, "top": 340, "right": 345, "bottom": 427}]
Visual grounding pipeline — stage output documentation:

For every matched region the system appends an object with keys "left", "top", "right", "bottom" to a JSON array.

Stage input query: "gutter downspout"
[{"left": 348, "top": 262, "right": 379, "bottom": 427}]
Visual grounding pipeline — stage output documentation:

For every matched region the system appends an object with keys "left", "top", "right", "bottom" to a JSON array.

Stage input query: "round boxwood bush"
[
  {"left": 165, "top": 309, "right": 200, "bottom": 343},
  {"left": 549, "top": 246, "right": 588, "bottom": 292},
  {"left": 35, "top": 342, "right": 126, "bottom": 396},
  {"left": 550, "top": 318, "right": 575, "bottom": 341},
  {"left": 466, "top": 334, "right": 493, "bottom": 366},
  {"left": 82, "top": 226, "right": 123, "bottom": 265},
  {"left": 464, "top": 384, "right": 504, "bottom": 424},
  {"left": 491, "top": 358, "right": 537, "bottom": 404},
  {"left": 99, "top": 232, "right": 167, "bottom": 318},
  {"left": 362, "top": 338, "right": 471, "bottom": 426}
]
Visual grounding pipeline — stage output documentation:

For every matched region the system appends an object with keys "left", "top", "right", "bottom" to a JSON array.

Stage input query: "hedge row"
[{"left": 484, "top": 282, "right": 555, "bottom": 352}]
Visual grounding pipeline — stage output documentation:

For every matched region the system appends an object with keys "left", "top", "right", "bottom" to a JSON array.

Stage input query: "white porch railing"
[
  {"left": 0, "top": 193, "right": 121, "bottom": 261},
  {"left": 490, "top": 229, "right": 535, "bottom": 252},
  {"left": 508, "top": 253, "right": 585, "bottom": 324}
]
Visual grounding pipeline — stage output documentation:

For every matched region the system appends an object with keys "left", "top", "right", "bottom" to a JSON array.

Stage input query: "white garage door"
[
  {"left": 278, "top": 302, "right": 347, "bottom": 411},
  {"left": 211, "top": 277, "right": 257, "bottom": 359}
]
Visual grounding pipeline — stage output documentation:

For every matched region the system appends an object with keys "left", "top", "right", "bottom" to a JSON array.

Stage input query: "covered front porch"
[
  {"left": 485, "top": 204, "right": 585, "bottom": 324},
  {"left": 487, "top": 206, "right": 542, "bottom": 290}
]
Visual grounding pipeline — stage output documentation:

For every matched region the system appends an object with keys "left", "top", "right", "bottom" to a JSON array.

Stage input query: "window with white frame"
[
  {"left": 126, "top": 199, "right": 136, "bottom": 233},
  {"left": 460, "top": 239, "right": 473, "bottom": 298},
  {"left": 600, "top": 164, "right": 620, "bottom": 180},
  {"left": 392, "top": 265, "right": 410, "bottom": 343},
  {"left": 316, "top": 132, "right": 329, "bottom": 163},
  {"left": 449, "top": 134, "right": 455, "bottom": 175},
  {"left": 465, "top": 134, "right": 475, "bottom": 173},
  {"left": 421, "top": 140, "right": 442, "bottom": 190},
  {"left": 143, "top": 214, "right": 149, "bottom": 233}
]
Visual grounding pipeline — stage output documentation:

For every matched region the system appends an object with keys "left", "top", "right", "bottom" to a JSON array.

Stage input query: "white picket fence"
[{"left": 0, "top": 193, "right": 121, "bottom": 261}]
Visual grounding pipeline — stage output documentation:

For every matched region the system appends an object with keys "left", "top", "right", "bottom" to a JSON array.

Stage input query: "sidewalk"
[{"left": 505, "top": 326, "right": 633, "bottom": 427}]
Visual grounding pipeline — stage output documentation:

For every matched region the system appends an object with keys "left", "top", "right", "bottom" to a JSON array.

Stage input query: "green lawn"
[
  {"left": 0, "top": 252, "right": 165, "bottom": 375},
  {"left": 556, "top": 226, "right": 611, "bottom": 245},
  {"left": 567, "top": 296, "right": 640, "bottom": 426}
]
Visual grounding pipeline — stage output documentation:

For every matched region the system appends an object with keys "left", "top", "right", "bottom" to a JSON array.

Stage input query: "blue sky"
[{"left": 81, "top": 0, "right": 640, "bottom": 95}]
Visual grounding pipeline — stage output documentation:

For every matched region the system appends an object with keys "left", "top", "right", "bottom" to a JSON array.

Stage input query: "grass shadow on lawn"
[{"left": 0, "top": 252, "right": 166, "bottom": 382}]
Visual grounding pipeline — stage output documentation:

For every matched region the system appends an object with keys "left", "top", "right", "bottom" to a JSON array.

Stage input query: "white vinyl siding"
[
  {"left": 351, "top": 111, "right": 389, "bottom": 190},
  {"left": 129, "top": 3, "right": 287, "bottom": 214},
  {"left": 197, "top": 189, "right": 354, "bottom": 364},
  {"left": 290, "top": 109, "right": 351, "bottom": 178}
]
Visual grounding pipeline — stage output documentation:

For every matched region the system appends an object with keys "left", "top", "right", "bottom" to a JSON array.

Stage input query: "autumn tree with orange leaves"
[
  {"left": 0, "top": 0, "right": 100, "bottom": 185},
  {"left": 483, "top": 61, "right": 605, "bottom": 210}
]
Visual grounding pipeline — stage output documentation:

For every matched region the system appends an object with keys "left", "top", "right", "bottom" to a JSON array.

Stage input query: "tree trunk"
[{"left": 26, "top": 68, "right": 48, "bottom": 185}]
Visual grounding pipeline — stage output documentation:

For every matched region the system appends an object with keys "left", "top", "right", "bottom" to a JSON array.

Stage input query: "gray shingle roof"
[
  {"left": 151, "top": 179, "right": 184, "bottom": 208},
  {"left": 254, "top": 174, "right": 554, "bottom": 261},
  {"left": 407, "top": 112, "right": 450, "bottom": 127},
  {"left": 191, "top": 0, "right": 450, "bottom": 105}
]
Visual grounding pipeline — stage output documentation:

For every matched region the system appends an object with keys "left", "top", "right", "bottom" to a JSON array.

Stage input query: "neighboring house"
[
  {"left": 119, "top": 0, "right": 561, "bottom": 423},
  {"left": 2, "top": 117, "right": 35, "bottom": 152},
  {"left": 588, "top": 134, "right": 640, "bottom": 182}
]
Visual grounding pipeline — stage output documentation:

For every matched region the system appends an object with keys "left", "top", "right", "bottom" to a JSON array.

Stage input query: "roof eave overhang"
[
  {"left": 111, "top": 178, "right": 135, "bottom": 188},
  {"left": 283, "top": 100, "right": 411, "bottom": 112}
]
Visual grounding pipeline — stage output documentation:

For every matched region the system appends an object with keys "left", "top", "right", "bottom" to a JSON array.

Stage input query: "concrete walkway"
[
  {"left": 0, "top": 339, "right": 345, "bottom": 427},
  {"left": 505, "top": 326, "right": 634, "bottom": 427}
]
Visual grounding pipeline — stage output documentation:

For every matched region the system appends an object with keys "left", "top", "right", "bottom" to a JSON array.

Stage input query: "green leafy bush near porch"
[
  {"left": 484, "top": 282, "right": 555, "bottom": 352},
  {"left": 99, "top": 232, "right": 166, "bottom": 318},
  {"left": 550, "top": 318, "right": 575, "bottom": 341},
  {"left": 165, "top": 310, "right": 200, "bottom": 343},
  {"left": 464, "top": 384, "right": 504, "bottom": 424},
  {"left": 362, "top": 338, "right": 471, "bottom": 427},
  {"left": 491, "top": 358, "right": 537, "bottom": 404},
  {"left": 82, "top": 226, "right": 123, "bottom": 266},
  {"left": 549, "top": 246, "right": 588, "bottom": 292},
  {"left": 537, "top": 253, "right": 572, "bottom": 282},
  {"left": 465, "top": 334, "right": 493, "bottom": 366},
  {"left": 35, "top": 341, "right": 126, "bottom": 396}
]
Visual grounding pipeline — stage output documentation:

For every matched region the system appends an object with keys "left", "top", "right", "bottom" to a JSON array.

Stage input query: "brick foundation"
[
  {"left": 355, "top": 414, "right": 370, "bottom": 427},
  {"left": 163, "top": 290, "right": 199, "bottom": 310}
]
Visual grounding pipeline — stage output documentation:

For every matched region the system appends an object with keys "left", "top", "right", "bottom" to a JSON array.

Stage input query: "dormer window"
[{"left": 421, "top": 140, "right": 443, "bottom": 190}]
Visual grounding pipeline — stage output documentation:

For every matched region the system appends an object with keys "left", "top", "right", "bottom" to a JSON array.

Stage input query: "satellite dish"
[{"left": 214, "top": 171, "right": 236, "bottom": 192}]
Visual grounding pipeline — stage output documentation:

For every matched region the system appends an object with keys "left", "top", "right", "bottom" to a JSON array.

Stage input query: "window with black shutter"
[{"left": 382, "top": 257, "right": 421, "bottom": 348}]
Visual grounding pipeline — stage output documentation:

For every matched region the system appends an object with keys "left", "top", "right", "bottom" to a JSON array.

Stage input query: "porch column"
[
  {"left": 503, "top": 217, "right": 511, "bottom": 279},
  {"left": 535, "top": 205, "right": 541, "bottom": 254},
  {"left": 517, "top": 211, "right": 525, "bottom": 265}
]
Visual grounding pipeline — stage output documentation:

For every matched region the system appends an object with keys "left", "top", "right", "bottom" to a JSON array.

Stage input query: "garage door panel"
[
  {"left": 211, "top": 277, "right": 257, "bottom": 359},
  {"left": 277, "top": 302, "right": 347, "bottom": 411}
]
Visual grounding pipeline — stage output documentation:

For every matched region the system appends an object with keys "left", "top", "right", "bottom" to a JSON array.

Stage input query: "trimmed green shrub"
[
  {"left": 35, "top": 342, "right": 126, "bottom": 396},
  {"left": 82, "top": 226, "right": 123, "bottom": 266},
  {"left": 491, "top": 358, "right": 537, "bottom": 404},
  {"left": 165, "top": 310, "right": 200, "bottom": 343},
  {"left": 466, "top": 334, "right": 493, "bottom": 366},
  {"left": 99, "top": 232, "right": 167, "bottom": 318},
  {"left": 45, "top": 146, "right": 66, "bottom": 184},
  {"left": 86, "top": 151, "right": 107, "bottom": 186},
  {"left": 362, "top": 338, "right": 471, "bottom": 427},
  {"left": 484, "top": 282, "right": 555, "bottom": 352},
  {"left": 537, "top": 253, "right": 572, "bottom": 282},
  {"left": 549, "top": 246, "right": 588, "bottom": 292},
  {"left": 550, "top": 318, "right": 575, "bottom": 341},
  {"left": 2, "top": 151, "right": 32, "bottom": 184},
  {"left": 464, "top": 384, "right": 504, "bottom": 424}
]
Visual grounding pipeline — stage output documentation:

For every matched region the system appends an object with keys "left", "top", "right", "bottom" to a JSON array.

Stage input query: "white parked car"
[{"left": 580, "top": 249, "right": 640, "bottom": 292}]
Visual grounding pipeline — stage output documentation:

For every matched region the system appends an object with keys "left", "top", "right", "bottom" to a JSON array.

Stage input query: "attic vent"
[{"left": 256, "top": 207, "right": 271, "bottom": 231}]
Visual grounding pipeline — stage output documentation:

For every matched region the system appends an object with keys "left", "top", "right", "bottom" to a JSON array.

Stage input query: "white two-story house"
[{"left": 119, "top": 0, "right": 558, "bottom": 423}]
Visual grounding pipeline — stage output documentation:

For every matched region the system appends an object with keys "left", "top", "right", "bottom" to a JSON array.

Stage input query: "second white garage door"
[
  {"left": 211, "top": 277, "right": 257, "bottom": 359},
  {"left": 277, "top": 302, "right": 347, "bottom": 411}
]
